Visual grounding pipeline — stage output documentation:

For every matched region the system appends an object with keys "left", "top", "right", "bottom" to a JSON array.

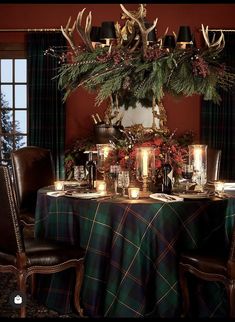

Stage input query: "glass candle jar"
[
  {"left": 128, "top": 187, "right": 140, "bottom": 200},
  {"left": 214, "top": 181, "right": 224, "bottom": 194},
  {"left": 54, "top": 181, "right": 64, "bottom": 191},
  {"left": 96, "top": 180, "right": 107, "bottom": 194}
]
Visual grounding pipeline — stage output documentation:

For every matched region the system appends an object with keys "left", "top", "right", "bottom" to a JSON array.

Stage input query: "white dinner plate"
[
  {"left": 176, "top": 192, "right": 211, "bottom": 199},
  {"left": 149, "top": 193, "right": 183, "bottom": 202},
  {"left": 64, "top": 192, "right": 106, "bottom": 199}
]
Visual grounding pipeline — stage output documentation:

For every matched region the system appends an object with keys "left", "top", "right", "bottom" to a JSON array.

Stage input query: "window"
[{"left": 0, "top": 46, "right": 27, "bottom": 164}]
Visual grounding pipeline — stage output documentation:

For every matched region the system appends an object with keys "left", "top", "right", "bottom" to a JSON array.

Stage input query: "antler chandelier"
[{"left": 49, "top": 3, "right": 235, "bottom": 130}]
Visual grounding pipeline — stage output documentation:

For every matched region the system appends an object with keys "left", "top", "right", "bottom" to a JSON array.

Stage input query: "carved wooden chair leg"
[
  {"left": 30, "top": 274, "right": 36, "bottom": 297},
  {"left": 74, "top": 261, "right": 85, "bottom": 317},
  {"left": 17, "top": 271, "right": 27, "bottom": 318},
  {"left": 226, "top": 281, "right": 235, "bottom": 318},
  {"left": 179, "top": 264, "right": 190, "bottom": 317}
]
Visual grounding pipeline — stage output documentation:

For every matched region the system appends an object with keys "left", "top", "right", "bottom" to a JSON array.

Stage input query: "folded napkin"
[
  {"left": 149, "top": 193, "right": 184, "bottom": 202},
  {"left": 47, "top": 191, "right": 65, "bottom": 197}
]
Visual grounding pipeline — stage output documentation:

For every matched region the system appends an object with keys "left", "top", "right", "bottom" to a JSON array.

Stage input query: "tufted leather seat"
[
  {"left": 179, "top": 233, "right": 235, "bottom": 317},
  {"left": 0, "top": 165, "right": 85, "bottom": 318},
  {"left": 11, "top": 146, "right": 55, "bottom": 232}
]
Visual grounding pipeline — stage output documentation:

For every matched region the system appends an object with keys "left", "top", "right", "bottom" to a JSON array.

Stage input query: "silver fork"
[{"left": 159, "top": 194, "right": 175, "bottom": 201}]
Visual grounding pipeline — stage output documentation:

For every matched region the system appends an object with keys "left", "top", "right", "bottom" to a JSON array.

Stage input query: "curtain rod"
[
  {"left": 1, "top": 28, "right": 235, "bottom": 32},
  {"left": 0, "top": 28, "right": 71, "bottom": 32},
  {"left": 208, "top": 29, "right": 235, "bottom": 32}
]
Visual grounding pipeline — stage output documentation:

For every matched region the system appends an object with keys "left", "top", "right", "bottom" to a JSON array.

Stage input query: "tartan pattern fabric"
[
  {"left": 27, "top": 32, "right": 66, "bottom": 179},
  {"left": 35, "top": 188, "right": 235, "bottom": 318}
]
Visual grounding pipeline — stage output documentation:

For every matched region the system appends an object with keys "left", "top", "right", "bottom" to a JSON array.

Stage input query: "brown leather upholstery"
[
  {"left": 0, "top": 165, "right": 85, "bottom": 318},
  {"left": 11, "top": 146, "right": 55, "bottom": 228},
  {"left": 179, "top": 228, "right": 235, "bottom": 317},
  {"left": 207, "top": 148, "right": 221, "bottom": 181}
]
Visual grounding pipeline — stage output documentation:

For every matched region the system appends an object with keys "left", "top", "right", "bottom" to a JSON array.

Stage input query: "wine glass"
[
  {"left": 74, "top": 165, "right": 86, "bottom": 187},
  {"left": 117, "top": 170, "right": 130, "bottom": 197},
  {"left": 182, "top": 164, "right": 194, "bottom": 191},
  {"left": 110, "top": 164, "right": 121, "bottom": 195}
]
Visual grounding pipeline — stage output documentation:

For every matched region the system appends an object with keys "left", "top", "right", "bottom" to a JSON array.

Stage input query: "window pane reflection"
[
  {"left": 16, "top": 135, "right": 27, "bottom": 148},
  {"left": 1, "top": 59, "right": 12, "bottom": 83},
  {"left": 1, "top": 136, "right": 13, "bottom": 159},
  {"left": 1, "top": 85, "right": 12, "bottom": 108},
  {"left": 15, "top": 111, "right": 27, "bottom": 133},
  {"left": 15, "top": 85, "right": 27, "bottom": 108},
  {"left": 1, "top": 110, "right": 13, "bottom": 133},
  {"left": 15, "top": 59, "right": 27, "bottom": 83}
]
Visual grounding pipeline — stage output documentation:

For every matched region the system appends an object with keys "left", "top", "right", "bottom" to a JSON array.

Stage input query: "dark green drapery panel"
[
  {"left": 201, "top": 32, "right": 235, "bottom": 180},
  {"left": 27, "top": 32, "right": 66, "bottom": 179}
]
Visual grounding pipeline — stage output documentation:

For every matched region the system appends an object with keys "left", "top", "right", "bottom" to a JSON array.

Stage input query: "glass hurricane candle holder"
[
  {"left": 136, "top": 146, "right": 155, "bottom": 197},
  {"left": 96, "top": 143, "right": 113, "bottom": 179},
  {"left": 189, "top": 144, "right": 207, "bottom": 190}
]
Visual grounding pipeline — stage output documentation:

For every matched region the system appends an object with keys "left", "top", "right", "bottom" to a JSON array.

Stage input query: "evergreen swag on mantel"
[{"left": 53, "top": 4, "right": 235, "bottom": 111}]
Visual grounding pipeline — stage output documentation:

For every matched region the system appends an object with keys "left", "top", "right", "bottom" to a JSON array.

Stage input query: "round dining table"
[{"left": 34, "top": 187, "right": 235, "bottom": 318}]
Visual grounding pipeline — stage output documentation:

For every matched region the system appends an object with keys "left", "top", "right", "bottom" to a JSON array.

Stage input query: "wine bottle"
[
  {"left": 162, "top": 153, "right": 173, "bottom": 194},
  {"left": 86, "top": 151, "right": 97, "bottom": 189}
]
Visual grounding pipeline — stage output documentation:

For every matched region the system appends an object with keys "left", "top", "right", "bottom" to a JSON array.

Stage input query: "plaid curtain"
[
  {"left": 201, "top": 31, "right": 235, "bottom": 180},
  {"left": 27, "top": 32, "right": 66, "bottom": 179}
]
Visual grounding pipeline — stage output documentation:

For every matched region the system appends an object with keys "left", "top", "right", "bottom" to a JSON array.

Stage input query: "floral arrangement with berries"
[
  {"left": 64, "top": 125, "right": 194, "bottom": 181},
  {"left": 105, "top": 126, "right": 193, "bottom": 181}
]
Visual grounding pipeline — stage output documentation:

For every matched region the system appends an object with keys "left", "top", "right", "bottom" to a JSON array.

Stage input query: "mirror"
[{"left": 111, "top": 101, "right": 168, "bottom": 131}]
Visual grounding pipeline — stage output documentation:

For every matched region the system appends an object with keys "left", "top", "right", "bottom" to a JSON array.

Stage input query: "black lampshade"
[
  {"left": 90, "top": 26, "right": 101, "bottom": 42},
  {"left": 176, "top": 26, "right": 192, "bottom": 43},
  {"left": 145, "top": 22, "right": 157, "bottom": 42},
  {"left": 163, "top": 35, "right": 176, "bottom": 48},
  {"left": 100, "top": 21, "right": 116, "bottom": 40}
]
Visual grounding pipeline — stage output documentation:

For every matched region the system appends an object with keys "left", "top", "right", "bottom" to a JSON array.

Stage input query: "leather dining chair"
[
  {"left": 0, "top": 165, "right": 85, "bottom": 318},
  {"left": 207, "top": 148, "right": 222, "bottom": 181},
  {"left": 179, "top": 224, "right": 235, "bottom": 318},
  {"left": 11, "top": 146, "right": 55, "bottom": 235}
]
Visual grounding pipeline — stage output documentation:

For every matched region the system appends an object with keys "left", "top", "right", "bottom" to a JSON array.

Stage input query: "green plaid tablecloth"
[{"left": 35, "top": 188, "right": 235, "bottom": 317}]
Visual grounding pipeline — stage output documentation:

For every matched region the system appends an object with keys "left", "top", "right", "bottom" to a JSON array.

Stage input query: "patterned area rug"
[{"left": 0, "top": 273, "right": 79, "bottom": 318}]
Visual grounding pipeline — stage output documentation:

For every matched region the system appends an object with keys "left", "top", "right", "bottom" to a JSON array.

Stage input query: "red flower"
[
  {"left": 153, "top": 137, "right": 163, "bottom": 146},
  {"left": 140, "top": 141, "right": 153, "bottom": 147},
  {"left": 155, "top": 147, "right": 161, "bottom": 156},
  {"left": 155, "top": 159, "right": 162, "bottom": 169}
]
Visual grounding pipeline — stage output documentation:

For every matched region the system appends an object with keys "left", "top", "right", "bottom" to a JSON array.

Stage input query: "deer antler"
[
  {"left": 61, "top": 8, "right": 94, "bottom": 55},
  {"left": 76, "top": 8, "right": 94, "bottom": 52},
  {"left": 158, "top": 27, "right": 169, "bottom": 48},
  {"left": 61, "top": 17, "right": 78, "bottom": 56},
  {"left": 201, "top": 24, "right": 225, "bottom": 52},
  {"left": 120, "top": 4, "right": 158, "bottom": 57}
]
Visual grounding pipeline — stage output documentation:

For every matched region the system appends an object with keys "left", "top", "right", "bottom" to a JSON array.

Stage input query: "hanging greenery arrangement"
[{"left": 50, "top": 3, "right": 235, "bottom": 109}]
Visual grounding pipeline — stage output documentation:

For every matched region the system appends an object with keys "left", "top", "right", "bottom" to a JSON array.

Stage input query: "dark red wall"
[{"left": 0, "top": 3, "right": 234, "bottom": 146}]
